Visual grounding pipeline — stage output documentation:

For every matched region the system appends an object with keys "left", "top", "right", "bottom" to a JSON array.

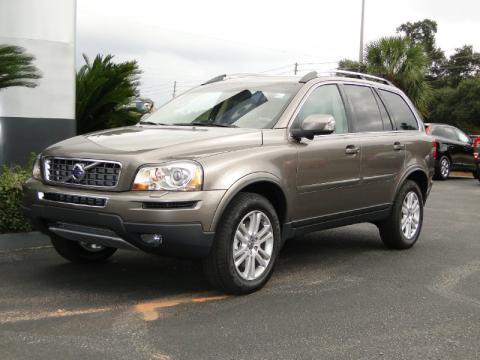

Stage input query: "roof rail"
[
  {"left": 298, "top": 69, "right": 393, "bottom": 86},
  {"left": 330, "top": 70, "right": 393, "bottom": 86},
  {"left": 299, "top": 71, "right": 318, "bottom": 83},
  {"left": 201, "top": 74, "right": 226, "bottom": 85}
]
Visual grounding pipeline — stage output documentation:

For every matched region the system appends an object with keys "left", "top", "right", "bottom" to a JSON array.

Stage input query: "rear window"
[
  {"left": 379, "top": 90, "right": 418, "bottom": 130},
  {"left": 431, "top": 126, "right": 457, "bottom": 141},
  {"left": 343, "top": 85, "right": 384, "bottom": 132}
]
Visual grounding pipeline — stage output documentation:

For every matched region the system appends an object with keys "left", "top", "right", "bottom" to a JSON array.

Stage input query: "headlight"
[
  {"left": 32, "top": 155, "right": 42, "bottom": 180},
  {"left": 132, "top": 161, "right": 203, "bottom": 191}
]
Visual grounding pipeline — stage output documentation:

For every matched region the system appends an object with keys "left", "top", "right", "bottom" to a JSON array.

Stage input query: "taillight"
[
  {"left": 474, "top": 137, "right": 479, "bottom": 160},
  {"left": 432, "top": 139, "right": 437, "bottom": 160}
]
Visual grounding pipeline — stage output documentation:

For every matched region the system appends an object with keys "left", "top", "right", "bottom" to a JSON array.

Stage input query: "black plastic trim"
[
  {"left": 23, "top": 205, "right": 214, "bottom": 259},
  {"left": 286, "top": 204, "right": 391, "bottom": 238}
]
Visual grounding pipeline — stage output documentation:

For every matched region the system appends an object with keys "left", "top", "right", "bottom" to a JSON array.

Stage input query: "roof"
[{"left": 201, "top": 71, "right": 397, "bottom": 90}]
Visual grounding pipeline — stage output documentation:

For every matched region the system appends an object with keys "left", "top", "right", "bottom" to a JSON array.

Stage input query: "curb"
[{"left": 0, "top": 231, "right": 50, "bottom": 250}]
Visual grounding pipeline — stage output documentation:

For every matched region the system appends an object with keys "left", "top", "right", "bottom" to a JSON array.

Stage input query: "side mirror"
[{"left": 291, "top": 114, "right": 336, "bottom": 140}]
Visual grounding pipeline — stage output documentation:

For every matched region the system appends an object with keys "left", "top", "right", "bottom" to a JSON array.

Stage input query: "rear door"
[
  {"left": 341, "top": 85, "right": 405, "bottom": 209},
  {"left": 431, "top": 126, "right": 464, "bottom": 167},
  {"left": 453, "top": 127, "right": 475, "bottom": 170}
]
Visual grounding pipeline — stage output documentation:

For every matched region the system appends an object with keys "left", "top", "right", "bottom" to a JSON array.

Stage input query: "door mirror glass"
[{"left": 291, "top": 114, "right": 336, "bottom": 140}]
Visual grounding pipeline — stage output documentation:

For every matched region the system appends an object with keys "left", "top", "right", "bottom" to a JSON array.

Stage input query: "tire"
[
  {"left": 203, "top": 192, "right": 281, "bottom": 295},
  {"left": 377, "top": 180, "right": 424, "bottom": 249},
  {"left": 50, "top": 235, "right": 117, "bottom": 264},
  {"left": 435, "top": 155, "right": 450, "bottom": 180}
]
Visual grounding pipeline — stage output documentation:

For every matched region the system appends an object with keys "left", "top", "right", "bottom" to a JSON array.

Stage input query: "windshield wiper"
[{"left": 174, "top": 122, "right": 237, "bottom": 128}]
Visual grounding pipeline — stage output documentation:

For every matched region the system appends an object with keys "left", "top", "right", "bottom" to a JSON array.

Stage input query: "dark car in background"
[{"left": 425, "top": 123, "right": 476, "bottom": 180}]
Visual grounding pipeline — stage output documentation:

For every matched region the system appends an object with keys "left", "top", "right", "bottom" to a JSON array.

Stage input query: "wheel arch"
[
  {"left": 210, "top": 173, "right": 288, "bottom": 232},
  {"left": 397, "top": 167, "right": 430, "bottom": 204}
]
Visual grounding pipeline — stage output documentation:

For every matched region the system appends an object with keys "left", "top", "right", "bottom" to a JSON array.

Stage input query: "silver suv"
[{"left": 23, "top": 71, "right": 435, "bottom": 294}]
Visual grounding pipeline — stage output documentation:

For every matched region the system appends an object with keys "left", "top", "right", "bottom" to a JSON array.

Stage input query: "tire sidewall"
[
  {"left": 219, "top": 194, "right": 281, "bottom": 292},
  {"left": 395, "top": 181, "right": 424, "bottom": 247}
]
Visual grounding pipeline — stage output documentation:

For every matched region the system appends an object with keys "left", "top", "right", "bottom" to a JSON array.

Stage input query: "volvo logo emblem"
[{"left": 72, "top": 163, "right": 86, "bottom": 182}]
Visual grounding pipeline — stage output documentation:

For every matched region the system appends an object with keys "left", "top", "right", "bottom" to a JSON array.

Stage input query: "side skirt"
[{"left": 282, "top": 204, "right": 391, "bottom": 241}]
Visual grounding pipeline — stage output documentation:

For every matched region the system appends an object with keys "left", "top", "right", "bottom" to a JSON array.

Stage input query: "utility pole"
[
  {"left": 294, "top": 62, "right": 298, "bottom": 75},
  {"left": 172, "top": 81, "right": 177, "bottom": 98},
  {"left": 359, "top": 0, "right": 365, "bottom": 63}
]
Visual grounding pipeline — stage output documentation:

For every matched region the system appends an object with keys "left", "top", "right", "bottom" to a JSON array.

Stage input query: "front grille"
[
  {"left": 41, "top": 192, "right": 107, "bottom": 207},
  {"left": 44, "top": 157, "right": 121, "bottom": 188}
]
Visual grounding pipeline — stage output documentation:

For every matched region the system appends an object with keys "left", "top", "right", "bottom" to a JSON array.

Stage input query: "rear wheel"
[
  {"left": 50, "top": 235, "right": 117, "bottom": 263},
  {"left": 435, "top": 156, "right": 450, "bottom": 180},
  {"left": 203, "top": 193, "right": 281, "bottom": 294},
  {"left": 378, "top": 180, "right": 423, "bottom": 249}
]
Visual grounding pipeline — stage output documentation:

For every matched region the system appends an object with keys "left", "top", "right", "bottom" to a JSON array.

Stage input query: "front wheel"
[
  {"left": 203, "top": 193, "right": 281, "bottom": 294},
  {"left": 377, "top": 180, "right": 424, "bottom": 249},
  {"left": 50, "top": 235, "right": 117, "bottom": 264}
]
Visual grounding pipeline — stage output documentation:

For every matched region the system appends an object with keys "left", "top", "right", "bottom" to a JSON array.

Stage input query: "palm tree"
[
  {"left": 0, "top": 45, "right": 41, "bottom": 90},
  {"left": 76, "top": 54, "right": 143, "bottom": 134},
  {"left": 365, "top": 36, "right": 432, "bottom": 115}
]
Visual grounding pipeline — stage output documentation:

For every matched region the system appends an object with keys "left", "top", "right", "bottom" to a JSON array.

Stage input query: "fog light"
[{"left": 140, "top": 234, "right": 163, "bottom": 247}]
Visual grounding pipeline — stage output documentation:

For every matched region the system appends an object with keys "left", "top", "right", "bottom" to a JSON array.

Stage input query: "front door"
[{"left": 293, "top": 84, "right": 362, "bottom": 221}]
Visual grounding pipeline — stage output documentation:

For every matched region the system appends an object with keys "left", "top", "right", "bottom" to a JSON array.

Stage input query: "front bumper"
[{"left": 23, "top": 179, "right": 226, "bottom": 258}]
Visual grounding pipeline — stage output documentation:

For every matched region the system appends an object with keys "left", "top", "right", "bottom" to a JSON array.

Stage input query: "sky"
[{"left": 76, "top": 0, "right": 480, "bottom": 105}]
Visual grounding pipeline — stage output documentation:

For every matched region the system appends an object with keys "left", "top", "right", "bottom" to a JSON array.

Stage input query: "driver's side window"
[{"left": 295, "top": 84, "right": 348, "bottom": 134}]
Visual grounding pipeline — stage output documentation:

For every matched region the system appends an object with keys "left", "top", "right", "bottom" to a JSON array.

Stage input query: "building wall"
[{"left": 0, "top": 0, "right": 76, "bottom": 167}]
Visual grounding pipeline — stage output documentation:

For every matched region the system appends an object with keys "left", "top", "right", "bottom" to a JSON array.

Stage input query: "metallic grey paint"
[{"left": 23, "top": 75, "right": 434, "bottom": 257}]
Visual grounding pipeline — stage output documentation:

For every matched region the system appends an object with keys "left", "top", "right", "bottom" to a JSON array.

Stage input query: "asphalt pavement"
[{"left": 1, "top": 178, "right": 479, "bottom": 360}]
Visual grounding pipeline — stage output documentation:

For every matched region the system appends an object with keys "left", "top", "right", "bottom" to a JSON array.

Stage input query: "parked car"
[
  {"left": 23, "top": 71, "right": 435, "bottom": 294},
  {"left": 424, "top": 123, "right": 476, "bottom": 180}
]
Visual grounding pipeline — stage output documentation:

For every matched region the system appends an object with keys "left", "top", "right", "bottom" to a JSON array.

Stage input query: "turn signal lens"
[{"left": 32, "top": 155, "right": 42, "bottom": 180}]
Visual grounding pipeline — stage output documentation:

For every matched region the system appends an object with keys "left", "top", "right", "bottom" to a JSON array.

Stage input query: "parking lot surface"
[{"left": 1, "top": 178, "right": 479, "bottom": 360}]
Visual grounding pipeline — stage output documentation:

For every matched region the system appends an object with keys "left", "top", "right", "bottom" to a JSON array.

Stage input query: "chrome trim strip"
[
  {"left": 362, "top": 173, "right": 396, "bottom": 183},
  {"left": 298, "top": 177, "right": 361, "bottom": 192},
  {"left": 48, "top": 226, "right": 138, "bottom": 251},
  {"left": 37, "top": 191, "right": 109, "bottom": 208}
]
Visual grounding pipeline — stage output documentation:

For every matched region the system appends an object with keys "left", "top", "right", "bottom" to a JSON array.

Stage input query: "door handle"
[
  {"left": 345, "top": 145, "right": 360, "bottom": 155},
  {"left": 393, "top": 142, "right": 405, "bottom": 151}
]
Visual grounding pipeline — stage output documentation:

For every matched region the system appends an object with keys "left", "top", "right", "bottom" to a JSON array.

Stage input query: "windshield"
[{"left": 141, "top": 81, "right": 301, "bottom": 129}]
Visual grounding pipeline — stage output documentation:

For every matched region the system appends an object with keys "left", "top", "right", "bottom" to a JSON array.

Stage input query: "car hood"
[{"left": 44, "top": 125, "right": 263, "bottom": 161}]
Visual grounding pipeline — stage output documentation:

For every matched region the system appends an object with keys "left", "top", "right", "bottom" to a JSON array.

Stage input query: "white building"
[{"left": 0, "top": 0, "right": 76, "bottom": 167}]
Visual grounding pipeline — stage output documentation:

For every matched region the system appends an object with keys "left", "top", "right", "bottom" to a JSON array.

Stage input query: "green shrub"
[{"left": 0, "top": 157, "right": 34, "bottom": 233}]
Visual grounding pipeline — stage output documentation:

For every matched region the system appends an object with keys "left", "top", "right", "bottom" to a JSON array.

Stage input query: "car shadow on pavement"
[
  {"left": 38, "top": 253, "right": 211, "bottom": 300},
  {"left": 30, "top": 224, "right": 384, "bottom": 301}
]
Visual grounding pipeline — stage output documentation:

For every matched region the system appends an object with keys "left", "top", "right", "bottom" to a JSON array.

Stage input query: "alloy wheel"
[
  {"left": 401, "top": 191, "right": 421, "bottom": 240},
  {"left": 440, "top": 157, "right": 450, "bottom": 178},
  {"left": 79, "top": 242, "right": 106, "bottom": 252},
  {"left": 232, "top": 210, "right": 274, "bottom": 281}
]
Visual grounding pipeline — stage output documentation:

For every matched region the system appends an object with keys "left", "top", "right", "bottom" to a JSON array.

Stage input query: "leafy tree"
[
  {"left": 444, "top": 45, "right": 480, "bottom": 87},
  {"left": 0, "top": 44, "right": 41, "bottom": 90},
  {"left": 338, "top": 59, "right": 367, "bottom": 73},
  {"left": 339, "top": 37, "right": 431, "bottom": 115},
  {"left": 76, "top": 54, "right": 143, "bottom": 134},
  {"left": 366, "top": 37, "right": 431, "bottom": 115},
  {"left": 429, "top": 77, "right": 480, "bottom": 133},
  {"left": 396, "top": 19, "right": 446, "bottom": 79}
]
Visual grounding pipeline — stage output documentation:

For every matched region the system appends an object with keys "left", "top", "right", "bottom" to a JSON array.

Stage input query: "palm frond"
[
  {"left": 76, "top": 53, "right": 143, "bottom": 134},
  {"left": 0, "top": 44, "right": 41, "bottom": 90}
]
